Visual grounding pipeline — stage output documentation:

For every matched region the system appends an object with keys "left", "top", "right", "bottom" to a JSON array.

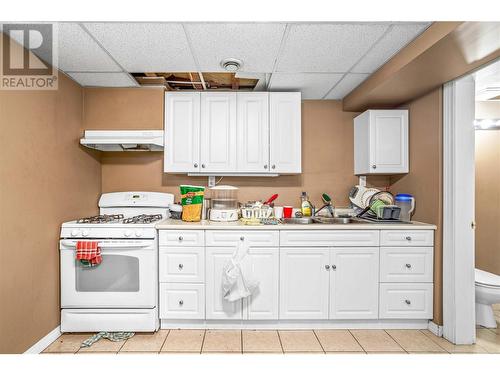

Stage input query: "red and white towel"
[{"left": 76, "top": 241, "right": 102, "bottom": 266}]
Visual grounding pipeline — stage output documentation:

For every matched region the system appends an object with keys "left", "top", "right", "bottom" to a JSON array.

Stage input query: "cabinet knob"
[
  {"left": 372, "top": 165, "right": 377, "bottom": 169},
  {"left": 178, "top": 263, "right": 184, "bottom": 270},
  {"left": 325, "top": 265, "right": 330, "bottom": 270},
  {"left": 405, "top": 263, "right": 412, "bottom": 269},
  {"left": 178, "top": 236, "right": 183, "bottom": 241},
  {"left": 201, "top": 164, "right": 206, "bottom": 168},
  {"left": 405, "top": 236, "right": 412, "bottom": 241},
  {"left": 405, "top": 299, "right": 411, "bottom": 305},
  {"left": 194, "top": 163, "right": 198, "bottom": 168},
  {"left": 179, "top": 300, "right": 184, "bottom": 306},
  {"left": 240, "top": 236, "right": 245, "bottom": 241},
  {"left": 264, "top": 165, "right": 268, "bottom": 169},
  {"left": 271, "top": 165, "right": 276, "bottom": 169},
  {"left": 331, "top": 265, "right": 337, "bottom": 270}
]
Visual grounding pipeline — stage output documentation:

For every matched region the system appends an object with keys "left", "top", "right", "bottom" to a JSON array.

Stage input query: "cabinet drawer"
[
  {"left": 380, "top": 230, "right": 433, "bottom": 247},
  {"left": 159, "top": 283, "right": 205, "bottom": 319},
  {"left": 380, "top": 247, "right": 433, "bottom": 282},
  {"left": 206, "top": 230, "right": 279, "bottom": 247},
  {"left": 159, "top": 230, "right": 204, "bottom": 246},
  {"left": 159, "top": 247, "right": 204, "bottom": 283},
  {"left": 280, "top": 230, "right": 379, "bottom": 247},
  {"left": 379, "top": 283, "right": 433, "bottom": 319}
]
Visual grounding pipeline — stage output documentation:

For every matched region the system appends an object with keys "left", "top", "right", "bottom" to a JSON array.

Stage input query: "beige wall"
[
  {"left": 0, "top": 74, "right": 101, "bottom": 353},
  {"left": 390, "top": 88, "right": 443, "bottom": 324},
  {"left": 87, "top": 88, "right": 389, "bottom": 208},
  {"left": 475, "top": 101, "right": 500, "bottom": 275}
]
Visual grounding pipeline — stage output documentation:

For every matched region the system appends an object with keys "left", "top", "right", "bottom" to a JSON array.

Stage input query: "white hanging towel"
[{"left": 222, "top": 239, "right": 259, "bottom": 302}]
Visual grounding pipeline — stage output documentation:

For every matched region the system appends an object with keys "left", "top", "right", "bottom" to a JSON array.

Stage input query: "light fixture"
[
  {"left": 474, "top": 119, "right": 500, "bottom": 130},
  {"left": 220, "top": 58, "right": 243, "bottom": 72}
]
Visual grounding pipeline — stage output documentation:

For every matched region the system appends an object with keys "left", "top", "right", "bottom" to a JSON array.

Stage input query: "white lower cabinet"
[
  {"left": 379, "top": 283, "right": 433, "bottom": 319},
  {"left": 206, "top": 247, "right": 242, "bottom": 319},
  {"left": 279, "top": 248, "right": 330, "bottom": 319},
  {"left": 159, "top": 283, "right": 205, "bottom": 319},
  {"left": 330, "top": 248, "right": 379, "bottom": 319}
]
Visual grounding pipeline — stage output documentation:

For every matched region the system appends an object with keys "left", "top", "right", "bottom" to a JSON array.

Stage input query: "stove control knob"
[
  {"left": 82, "top": 230, "right": 89, "bottom": 237},
  {"left": 71, "top": 229, "right": 80, "bottom": 237},
  {"left": 124, "top": 230, "right": 133, "bottom": 237},
  {"left": 135, "top": 230, "right": 143, "bottom": 237}
]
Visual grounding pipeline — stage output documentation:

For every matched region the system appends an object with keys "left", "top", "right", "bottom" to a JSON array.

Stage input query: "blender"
[{"left": 208, "top": 185, "right": 239, "bottom": 222}]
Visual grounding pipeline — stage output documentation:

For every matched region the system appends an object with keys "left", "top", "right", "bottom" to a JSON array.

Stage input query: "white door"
[
  {"left": 269, "top": 92, "right": 302, "bottom": 174},
  {"left": 200, "top": 92, "right": 237, "bottom": 173},
  {"left": 236, "top": 92, "right": 270, "bottom": 173},
  {"left": 242, "top": 247, "right": 279, "bottom": 320},
  {"left": 164, "top": 92, "right": 201, "bottom": 173},
  {"left": 329, "top": 247, "right": 379, "bottom": 319},
  {"left": 279, "top": 247, "right": 329, "bottom": 319},
  {"left": 205, "top": 247, "right": 242, "bottom": 319},
  {"left": 370, "top": 110, "right": 408, "bottom": 174}
]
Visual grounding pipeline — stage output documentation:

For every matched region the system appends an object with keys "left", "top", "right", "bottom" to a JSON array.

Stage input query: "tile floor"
[{"left": 42, "top": 305, "right": 500, "bottom": 355}]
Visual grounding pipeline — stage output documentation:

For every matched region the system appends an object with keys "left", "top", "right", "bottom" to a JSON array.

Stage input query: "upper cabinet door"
[
  {"left": 329, "top": 247, "right": 379, "bottom": 320},
  {"left": 354, "top": 109, "right": 409, "bottom": 175},
  {"left": 269, "top": 92, "right": 302, "bottom": 174},
  {"left": 200, "top": 92, "right": 237, "bottom": 173},
  {"left": 164, "top": 92, "right": 200, "bottom": 173},
  {"left": 236, "top": 93, "right": 270, "bottom": 173}
]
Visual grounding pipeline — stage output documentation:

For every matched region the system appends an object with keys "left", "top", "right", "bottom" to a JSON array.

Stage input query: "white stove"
[{"left": 59, "top": 191, "right": 173, "bottom": 333}]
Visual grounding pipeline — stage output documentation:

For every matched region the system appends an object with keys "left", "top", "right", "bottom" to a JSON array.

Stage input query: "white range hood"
[{"left": 80, "top": 130, "right": 164, "bottom": 151}]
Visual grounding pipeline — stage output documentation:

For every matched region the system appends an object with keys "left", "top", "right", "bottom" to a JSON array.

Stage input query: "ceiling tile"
[
  {"left": 325, "top": 73, "right": 369, "bottom": 100},
  {"left": 56, "top": 23, "right": 122, "bottom": 72},
  {"left": 351, "top": 23, "right": 431, "bottom": 73},
  {"left": 277, "top": 23, "right": 388, "bottom": 73},
  {"left": 83, "top": 22, "right": 196, "bottom": 72},
  {"left": 184, "top": 23, "right": 286, "bottom": 72},
  {"left": 269, "top": 73, "right": 343, "bottom": 99},
  {"left": 67, "top": 72, "right": 138, "bottom": 87}
]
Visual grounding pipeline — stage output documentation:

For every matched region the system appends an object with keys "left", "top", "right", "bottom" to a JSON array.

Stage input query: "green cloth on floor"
[{"left": 80, "top": 332, "right": 135, "bottom": 348}]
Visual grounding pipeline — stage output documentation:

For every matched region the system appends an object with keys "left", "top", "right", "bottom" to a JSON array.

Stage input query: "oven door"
[{"left": 60, "top": 239, "right": 156, "bottom": 308}]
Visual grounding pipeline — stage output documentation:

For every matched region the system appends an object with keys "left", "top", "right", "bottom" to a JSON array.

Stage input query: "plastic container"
[
  {"left": 395, "top": 194, "right": 415, "bottom": 222},
  {"left": 209, "top": 185, "right": 238, "bottom": 210}
]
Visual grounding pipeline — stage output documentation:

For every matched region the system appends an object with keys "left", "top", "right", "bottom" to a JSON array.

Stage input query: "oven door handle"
[{"left": 60, "top": 240, "right": 153, "bottom": 249}]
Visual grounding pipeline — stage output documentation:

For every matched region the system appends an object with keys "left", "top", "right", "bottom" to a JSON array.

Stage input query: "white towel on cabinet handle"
[{"left": 222, "top": 239, "right": 259, "bottom": 302}]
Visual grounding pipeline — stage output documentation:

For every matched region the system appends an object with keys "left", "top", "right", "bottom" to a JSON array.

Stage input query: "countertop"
[{"left": 155, "top": 219, "right": 437, "bottom": 230}]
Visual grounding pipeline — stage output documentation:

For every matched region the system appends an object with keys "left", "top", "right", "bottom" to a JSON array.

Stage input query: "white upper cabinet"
[
  {"left": 164, "top": 92, "right": 200, "bottom": 173},
  {"left": 354, "top": 109, "right": 409, "bottom": 175},
  {"left": 200, "top": 92, "right": 237, "bottom": 173},
  {"left": 269, "top": 92, "right": 302, "bottom": 174},
  {"left": 236, "top": 92, "right": 270, "bottom": 173},
  {"left": 164, "top": 91, "right": 301, "bottom": 175}
]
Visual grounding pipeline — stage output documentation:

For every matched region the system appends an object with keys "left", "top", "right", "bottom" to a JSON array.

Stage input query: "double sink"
[{"left": 282, "top": 217, "right": 366, "bottom": 225}]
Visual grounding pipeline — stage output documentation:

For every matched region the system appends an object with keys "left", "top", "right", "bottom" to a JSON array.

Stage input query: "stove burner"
[
  {"left": 122, "top": 214, "right": 163, "bottom": 224},
  {"left": 76, "top": 214, "right": 124, "bottom": 224}
]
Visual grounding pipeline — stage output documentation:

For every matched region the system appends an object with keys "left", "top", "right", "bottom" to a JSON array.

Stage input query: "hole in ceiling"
[{"left": 131, "top": 72, "right": 259, "bottom": 91}]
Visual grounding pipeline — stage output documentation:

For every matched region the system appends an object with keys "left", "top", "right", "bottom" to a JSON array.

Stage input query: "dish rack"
[{"left": 240, "top": 206, "right": 273, "bottom": 219}]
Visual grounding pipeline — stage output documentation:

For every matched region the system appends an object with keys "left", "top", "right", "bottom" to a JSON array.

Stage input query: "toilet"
[{"left": 475, "top": 268, "right": 500, "bottom": 328}]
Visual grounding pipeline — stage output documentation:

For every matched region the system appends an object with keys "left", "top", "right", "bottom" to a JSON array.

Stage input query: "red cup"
[{"left": 283, "top": 206, "right": 293, "bottom": 218}]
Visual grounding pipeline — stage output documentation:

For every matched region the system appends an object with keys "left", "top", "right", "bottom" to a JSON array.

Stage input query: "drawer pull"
[
  {"left": 178, "top": 263, "right": 184, "bottom": 270},
  {"left": 332, "top": 265, "right": 337, "bottom": 270},
  {"left": 405, "top": 299, "right": 411, "bottom": 305},
  {"left": 178, "top": 300, "right": 184, "bottom": 306},
  {"left": 325, "top": 265, "right": 330, "bottom": 270},
  {"left": 178, "top": 236, "right": 183, "bottom": 241},
  {"left": 405, "top": 263, "right": 412, "bottom": 269},
  {"left": 240, "top": 236, "right": 245, "bottom": 241},
  {"left": 405, "top": 236, "right": 412, "bottom": 241}
]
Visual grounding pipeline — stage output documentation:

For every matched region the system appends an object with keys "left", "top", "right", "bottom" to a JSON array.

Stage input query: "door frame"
[{"left": 442, "top": 75, "right": 476, "bottom": 344}]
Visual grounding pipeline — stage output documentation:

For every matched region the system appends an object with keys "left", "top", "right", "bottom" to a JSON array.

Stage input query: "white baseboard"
[
  {"left": 427, "top": 321, "right": 443, "bottom": 337},
  {"left": 24, "top": 326, "right": 61, "bottom": 354}
]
